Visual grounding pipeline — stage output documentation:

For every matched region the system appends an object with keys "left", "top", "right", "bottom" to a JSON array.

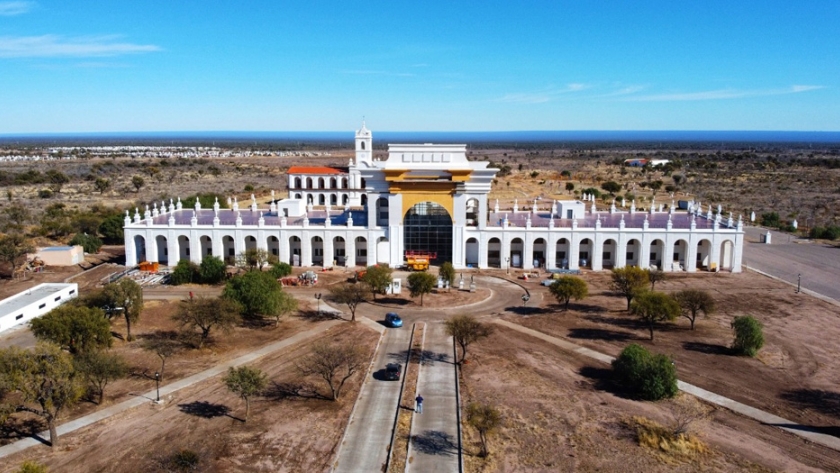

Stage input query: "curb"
[
  {"left": 744, "top": 265, "right": 840, "bottom": 308},
  {"left": 384, "top": 322, "right": 416, "bottom": 471},
  {"left": 454, "top": 335, "right": 464, "bottom": 473}
]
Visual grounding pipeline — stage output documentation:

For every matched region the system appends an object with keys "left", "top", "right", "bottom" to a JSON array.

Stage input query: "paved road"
[
  {"left": 742, "top": 226, "right": 840, "bottom": 303},
  {"left": 333, "top": 324, "right": 412, "bottom": 473},
  {"left": 407, "top": 321, "right": 460, "bottom": 473}
]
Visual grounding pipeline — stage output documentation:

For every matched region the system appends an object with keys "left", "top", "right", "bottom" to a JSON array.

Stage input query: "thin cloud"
[
  {"left": 625, "top": 85, "right": 825, "bottom": 102},
  {"left": 0, "top": 1, "right": 33, "bottom": 16},
  {"left": 0, "top": 35, "right": 161, "bottom": 58},
  {"left": 340, "top": 70, "right": 415, "bottom": 77},
  {"left": 496, "top": 83, "right": 591, "bottom": 104}
]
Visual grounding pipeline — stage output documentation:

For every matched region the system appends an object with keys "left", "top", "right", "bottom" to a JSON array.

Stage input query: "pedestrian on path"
[{"left": 415, "top": 395, "right": 424, "bottom": 414}]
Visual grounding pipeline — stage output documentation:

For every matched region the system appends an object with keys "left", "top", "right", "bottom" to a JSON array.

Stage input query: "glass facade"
[{"left": 403, "top": 202, "right": 453, "bottom": 264}]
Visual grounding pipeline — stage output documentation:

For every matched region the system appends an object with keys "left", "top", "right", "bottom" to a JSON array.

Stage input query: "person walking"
[{"left": 415, "top": 394, "right": 424, "bottom": 414}]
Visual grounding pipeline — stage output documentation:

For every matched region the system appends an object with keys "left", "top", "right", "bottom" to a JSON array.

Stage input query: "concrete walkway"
[
  {"left": 333, "top": 323, "right": 411, "bottom": 473},
  {"left": 406, "top": 322, "right": 461, "bottom": 473},
  {"left": 0, "top": 319, "right": 342, "bottom": 459},
  {"left": 493, "top": 319, "right": 840, "bottom": 452}
]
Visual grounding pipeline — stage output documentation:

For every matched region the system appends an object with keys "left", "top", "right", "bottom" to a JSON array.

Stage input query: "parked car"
[
  {"left": 385, "top": 312, "right": 403, "bottom": 328},
  {"left": 385, "top": 363, "right": 402, "bottom": 381}
]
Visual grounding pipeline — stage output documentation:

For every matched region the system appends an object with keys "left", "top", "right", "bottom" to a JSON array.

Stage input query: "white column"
[
  {"left": 324, "top": 235, "right": 334, "bottom": 268},
  {"left": 546, "top": 236, "right": 557, "bottom": 269},
  {"left": 569, "top": 234, "right": 580, "bottom": 270},
  {"left": 190, "top": 230, "right": 201, "bottom": 264},
  {"left": 592, "top": 233, "right": 604, "bottom": 271},
  {"left": 686, "top": 234, "right": 698, "bottom": 273},
  {"left": 167, "top": 232, "right": 179, "bottom": 266},
  {"left": 452, "top": 226, "right": 465, "bottom": 269},
  {"left": 523, "top": 237, "right": 534, "bottom": 270},
  {"left": 616, "top": 235, "right": 627, "bottom": 269},
  {"left": 301, "top": 232, "right": 312, "bottom": 267}
]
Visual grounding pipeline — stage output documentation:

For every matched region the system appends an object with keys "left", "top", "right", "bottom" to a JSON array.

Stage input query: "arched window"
[{"left": 361, "top": 141, "right": 366, "bottom": 150}]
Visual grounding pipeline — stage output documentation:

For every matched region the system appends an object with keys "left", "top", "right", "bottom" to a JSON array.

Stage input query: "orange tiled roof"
[{"left": 287, "top": 166, "right": 344, "bottom": 175}]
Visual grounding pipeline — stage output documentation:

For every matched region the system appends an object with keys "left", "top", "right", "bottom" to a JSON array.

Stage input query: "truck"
[{"left": 404, "top": 251, "right": 435, "bottom": 271}]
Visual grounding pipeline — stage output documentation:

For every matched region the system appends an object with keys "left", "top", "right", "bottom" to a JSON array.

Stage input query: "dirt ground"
[
  {"left": 460, "top": 269, "right": 840, "bottom": 471},
  {"left": 1, "top": 321, "right": 379, "bottom": 472}
]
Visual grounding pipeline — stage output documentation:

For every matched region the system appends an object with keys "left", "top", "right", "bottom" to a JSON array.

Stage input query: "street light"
[
  {"left": 154, "top": 371, "right": 161, "bottom": 403},
  {"left": 796, "top": 273, "right": 801, "bottom": 294},
  {"left": 521, "top": 294, "right": 530, "bottom": 307},
  {"left": 505, "top": 256, "right": 510, "bottom": 275},
  {"left": 314, "top": 293, "right": 322, "bottom": 314}
]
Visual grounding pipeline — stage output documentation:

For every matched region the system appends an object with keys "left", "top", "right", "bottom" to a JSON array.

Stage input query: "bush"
[
  {"left": 612, "top": 343, "right": 678, "bottom": 401},
  {"left": 268, "top": 262, "right": 292, "bottom": 279},
  {"left": 760, "top": 212, "right": 781, "bottom": 228},
  {"left": 809, "top": 225, "right": 840, "bottom": 241},
  {"left": 69, "top": 233, "right": 103, "bottom": 253},
  {"left": 170, "top": 260, "right": 199, "bottom": 285},
  {"left": 198, "top": 256, "right": 226, "bottom": 284},
  {"left": 731, "top": 315, "right": 764, "bottom": 357},
  {"left": 38, "top": 189, "right": 53, "bottom": 199}
]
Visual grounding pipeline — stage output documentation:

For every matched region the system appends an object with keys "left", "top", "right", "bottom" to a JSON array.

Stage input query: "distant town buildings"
[{"left": 124, "top": 124, "right": 744, "bottom": 273}]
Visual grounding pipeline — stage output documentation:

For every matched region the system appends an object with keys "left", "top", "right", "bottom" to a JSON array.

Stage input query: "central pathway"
[
  {"left": 406, "top": 321, "right": 461, "bottom": 473},
  {"left": 333, "top": 323, "right": 412, "bottom": 473}
]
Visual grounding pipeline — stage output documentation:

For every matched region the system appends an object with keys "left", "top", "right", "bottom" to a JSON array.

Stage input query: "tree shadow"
[
  {"left": 296, "top": 309, "right": 343, "bottom": 323},
  {"left": 110, "top": 331, "right": 125, "bottom": 341},
  {"left": 568, "top": 328, "right": 639, "bottom": 342},
  {"left": 504, "top": 306, "right": 549, "bottom": 316},
  {"left": 767, "top": 423, "right": 840, "bottom": 439},
  {"left": 780, "top": 389, "right": 840, "bottom": 419},
  {"left": 0, "top": 417, "right": 49, "bottom": 445},
  {"left": 411, "top": 430, "right": 459, "bottom": 456},
  {"left": 263, "top": 381, "right": 328, "bottom": 401},
  {"left": 374, "top": 297, "right": 410, "bottom": 306},
  {"left": 682, "top": 341, "right": 732, "bottom": 355},
  {"left": 584, "top": 314, "right": 645, "bottom": 330},
  {"left": 178, "top": 401, "right": 232, "bottom": 419},
  {"left": 577, "top": 366, "right": 634, "bottom": 399}
]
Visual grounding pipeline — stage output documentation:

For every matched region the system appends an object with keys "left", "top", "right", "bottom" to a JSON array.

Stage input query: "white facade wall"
[{"left": 0, "top": 283, "right": 79, "bottom": 334}]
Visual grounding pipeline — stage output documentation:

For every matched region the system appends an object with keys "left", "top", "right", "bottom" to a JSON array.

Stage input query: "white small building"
[
  {"left": 35, "top": 245, "right": 85, "bottom": 266},
  {"left": 0, "top": 283, "right": 79, "bottom": 334}
]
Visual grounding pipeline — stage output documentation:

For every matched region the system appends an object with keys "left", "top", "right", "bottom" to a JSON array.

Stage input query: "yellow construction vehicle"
[{"left": 404, "top": 251, "right": 435, "bottom": 271}]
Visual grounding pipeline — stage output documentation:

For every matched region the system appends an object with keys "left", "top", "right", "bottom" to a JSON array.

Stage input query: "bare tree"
[
  {"left": 466, "top": 402, "right": 502, "bottom": 457},
  {"left": 141, "top": 333, "right": 182, "bottom": 380},
  {"left": 327, "top": 282, "right": 371, "bottom": 322},
  {"left": 298, "top": 343, "right": 367, "bottom": 400},
  {"left": 648, "top": 268, "right": 666, "bottom": 291},
  {"left": 172, "top": 297, "right": 241, "bottom": 348},
  {"left": 223, "top": 365, "right": 267, "bottom": 422},
  {"left": 445, "top": 314, "right": 493, "bottom": 364},
  {"left": 673, "top": 289, "right": 715, "bottom": 330}
]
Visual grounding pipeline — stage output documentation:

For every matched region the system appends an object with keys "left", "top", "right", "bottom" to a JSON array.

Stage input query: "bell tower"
[{"left": 355, "top": 121, "right": 372, "bottom": 165}]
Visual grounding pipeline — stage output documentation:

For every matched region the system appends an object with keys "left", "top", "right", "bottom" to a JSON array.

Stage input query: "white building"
[
  {"left": 124, "top": 124, "right": 744, "bottom": 273},
  {"left": 0, "top": 283, "right": 79, "bottom": 334}
]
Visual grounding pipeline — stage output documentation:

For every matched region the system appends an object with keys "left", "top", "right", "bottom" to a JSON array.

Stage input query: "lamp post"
[
  {"left": 505, "top": 256, "right": 510, "bottom": 275},
  {"left": 314, "top": 293, "right": 322, "bottom": 314},
  {"left": 521, "top": 294, "right": 530, "bottom": 307},
  {"left": 796, "top": 274, "right": 801, "bottom": 294},
  {"left": 154, "top": 371, "right": 160, "bottom": 403}
]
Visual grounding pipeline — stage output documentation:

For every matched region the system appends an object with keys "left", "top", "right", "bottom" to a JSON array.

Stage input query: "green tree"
[
  {"left": 223, "top": 365, "right": 267, "bottom": 422},
  {"left": 170, "top": 260, "right": 199, "bottom": 285},
  {"left": 438, "top": 262, "right": 456, "bottom": 291},
  {"left": 548, "top": 276, "right": 588, "bottom": 310},
  {"left": 102, "top": 278, "right": 144, "bottom": 341},
  {"left": 46, "top": 169, "right": 70, "bottom": 194},
  {"left": 69, "top": 232, "right": 103, "bottom": 253},
  {"left": 630, "top": 291, "right": 680, "bottom": 341},
  {"left": 361, "top": 264, "right": 393, "bottom": 299},
  {"left": 198, "top": 255, "right": 226, "bottom": 284},
  {"left": 407, "top": 272, "right": 437, "bottom": 306},
  {"left": 731, "top": 315, "right": 764, "bottom": 357},
  {"left": 94, "top": 177, "right": 111, "bottom": 194},
  {"left": 466, "top": 402, "right": 502, "bottom": 458},
  {"left": 327, "top": 282, "right": 371, "bottom": 322},
  {"left": 2, "top": 202, "right": 30, "bottom": 230},
  {"left": 222, "top": 270, "right": 289, "bottom": 321},
  {"left": 30, "top": 305, "right": 112, "bottom": 354},
  {"left": 268, "top": 261, "right": 292, "bottom": 278},
  {"left": 565, "top": 182, "right": 575, "bottom": 193},
  {"left": 131, "top": 175, "right": 145, "bottom": 192},
  {"left": 98, "top": 214, "right": 125, "bottom": 244},
  {"left": 73, "top": 350, "right": 129, "bottom": 404},
  {"left": 172, "top": 297, "right": 242, "bottom": 348},
  {"left": 674, "top": 289, "right": 716, "bottom": 330},
  {"left": 610, "top": 266, "right": 650, "bottom": 310},
  {"left": 0, "top": 233, "right": 34, "bottom": 277},
  {"left": 445, "top": 314, "right": 493, "bottom": 364},
  {"left": 612, "top": 343, "right": 678, "bottom": 401},
  {"left": 298, "top": 343, "right": 367, "bottom": 401},
  {"left": 0, "top": 343, "right": 84, "bottom": 447},
  {"left": 601, "top": 180, "right": 622, "bottom": 195}
]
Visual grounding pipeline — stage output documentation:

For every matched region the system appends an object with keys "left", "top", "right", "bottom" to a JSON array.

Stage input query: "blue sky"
[{"left": 0, "top": 1, "right": 837, "bottom": 132}]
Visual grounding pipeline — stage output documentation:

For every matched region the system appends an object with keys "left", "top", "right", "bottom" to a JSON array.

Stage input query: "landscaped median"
[{"left": 387, "top": 322, "right": 425, "bottom": 472}]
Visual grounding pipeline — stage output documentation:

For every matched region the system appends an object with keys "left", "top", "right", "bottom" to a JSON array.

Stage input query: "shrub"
[
  {"left": 612, "top": 343, "right": 678, "bottom": 401},
  {"left": 69, "top": 233, "right": 103, "bottom": 253},
  {"left": 760, "top": 212, "right": 781, "bottom": 228},
  {"left": 198, "top": 255, "right": 226, "bottom": 284},
  {"left": 268, "top": 262, "right": 292, "bottom": 279},
  {"left": 38, "top": 189, "right": 53, "bottom": 199},
  {"left": 731, "top": 315, "right": 764, "bottom": 357},
  {"left": 809, "top": 225, "right": 840, "bottom": 241},
  {"left": 170, "top": 260, "right": 199, "bottom": 285}
]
